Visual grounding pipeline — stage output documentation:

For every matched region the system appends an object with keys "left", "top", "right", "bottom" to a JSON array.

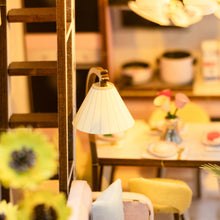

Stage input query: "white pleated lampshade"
[{"left": 73, "top": 82, "right": 135, "bottom": 134}]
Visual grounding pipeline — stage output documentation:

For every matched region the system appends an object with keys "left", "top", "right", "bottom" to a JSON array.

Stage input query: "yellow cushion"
[
  {"left": 129, "top": 178, "right": 192, "bottom": 214},
  {"left": 149, "top": 102, "right": 210, "bottom": 124},
  {"left": 75, "top": 136, "right": 92, "bottom": 186},
  {"left": 52, "top": 131, "right": 92, "bottom": 186}
]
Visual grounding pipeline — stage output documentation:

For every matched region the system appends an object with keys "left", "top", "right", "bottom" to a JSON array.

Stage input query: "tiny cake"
[{"left": 204, "top": 131, "right": 220, "bottom": 145}]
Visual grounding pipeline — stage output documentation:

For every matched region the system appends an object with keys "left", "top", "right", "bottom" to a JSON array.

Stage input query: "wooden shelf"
[
  {"left": 8, "top": 61, "right": 57, "bottom": 76},
  {"left": 116, "top": 72, "right": 220, "bottom": 100},
  {"left": 116, "top": 73, "right": 192, "bottom": 98},
  {"left": 9, "top": 61, "right": 94, "bottom": 76},
  {"left": 118, "top": 88, "right": 220, "bottom": 100},
  {"left": 7, "top": 8, "right": 56, "bottom": 23},
  {"left": 99, "top": 0, "right": 220, "bottom": 102},
  {"left": 118, "top": 83, "right": 220, "bottom": 100},
  {"left": 76, "top": 63, "right": 102, "bottom": 70},
  {"left": 9, "top": 113, "right": 58, "bottom": 128},
  {"left": 118, "top": 82, "right": 220, "bottom": 100}
]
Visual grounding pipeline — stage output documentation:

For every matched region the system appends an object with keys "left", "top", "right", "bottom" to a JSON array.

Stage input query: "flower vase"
[{"left": 162, "top": 117, "right": 182, "bottom": 144}]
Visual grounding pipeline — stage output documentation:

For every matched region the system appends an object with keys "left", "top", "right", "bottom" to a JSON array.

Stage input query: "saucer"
[{"left": 147, "top": 141, "right": 178, "bottom": 158}]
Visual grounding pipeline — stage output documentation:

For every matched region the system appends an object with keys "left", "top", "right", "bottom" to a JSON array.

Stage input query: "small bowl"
[{"left": 121, "top": 61, "right": 153, "bottom": 85}]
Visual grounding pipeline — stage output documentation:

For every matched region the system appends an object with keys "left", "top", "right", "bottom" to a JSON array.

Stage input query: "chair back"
[
  {"left": 129, "top": 177, "right": 192, "bottom": 215},
  {"left": 149, "top": 102, "right": 210, "bottom": 124}
]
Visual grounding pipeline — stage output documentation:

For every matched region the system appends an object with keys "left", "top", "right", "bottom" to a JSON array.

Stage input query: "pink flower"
[
  {"left": 153, "top": 90, "right": 190, "bottom": 119},
  {"left": 175, "top": 93, "right": 190, "bottom": 109},
  {"left": 157, "top": 89, "right": 172, "bottom": 100}
]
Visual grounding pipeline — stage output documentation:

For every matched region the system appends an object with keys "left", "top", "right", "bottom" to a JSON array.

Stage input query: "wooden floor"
[{"left": 113, "top": 166, "right": 220, "bottom": 220}]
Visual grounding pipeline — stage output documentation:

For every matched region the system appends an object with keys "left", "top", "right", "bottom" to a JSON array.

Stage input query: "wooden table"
[
  {"left": 96, "top": 120, "right": 220, "bottom": 194},
  {"left": 97, "top": 120, "right": 220, "bottom": 168}
]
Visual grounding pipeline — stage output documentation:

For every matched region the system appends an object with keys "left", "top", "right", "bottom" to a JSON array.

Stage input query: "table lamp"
[{"left": 73, "top": 67, "right": 134, "bottom": 190}]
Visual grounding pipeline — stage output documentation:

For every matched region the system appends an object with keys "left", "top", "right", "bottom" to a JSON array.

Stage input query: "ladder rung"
[
  {"left": 9, "top": 113, "right": 58, "bottom": 128},
  {"left": 7, "top": 8, "right": 56, "bottom": 23},
  {"left": 8, "top": 61, "right": 57, "bottom": 76}
]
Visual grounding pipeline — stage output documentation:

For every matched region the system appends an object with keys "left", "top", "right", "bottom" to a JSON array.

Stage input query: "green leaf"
[{"left": 201, "top": 164, "right": 220, "bottom": 178}]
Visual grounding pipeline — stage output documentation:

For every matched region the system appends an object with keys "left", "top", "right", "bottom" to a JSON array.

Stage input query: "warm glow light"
[
  {"left": 128, "top": 0, "right": 170, "bottom": 26},
  {"left": 214, "top": 0, "right": 220, "bottom": 18},
  {"left": 128, "top": 0, "right": 219, "bottom": 27},
  {"left": 73, "top": 67, "right": 135, "bottom": 135},
  {"left": 183, "top": 0, "right": 218, "bottom": 15},
  {"left": 169, "top": 1, "right": 203, "bottom": 27}
]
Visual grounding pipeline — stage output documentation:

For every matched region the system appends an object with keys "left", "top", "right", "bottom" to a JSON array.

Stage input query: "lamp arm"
[
  {"left": 85, "top": 67, "right": 109, "bottom": 94},
  {"left": 85, "top": 67, "right": 109, "bottom": 191}
]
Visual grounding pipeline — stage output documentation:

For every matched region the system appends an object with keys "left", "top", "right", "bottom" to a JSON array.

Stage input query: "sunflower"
[
  {"left": 0, "top": 200, "right": 18, "bottom": 220},
  {"left": 0, "top": 128, "right": 58, "bottom": 189},
  {"left": 17, "top": 190, "right": 71, "bottom": 220}
]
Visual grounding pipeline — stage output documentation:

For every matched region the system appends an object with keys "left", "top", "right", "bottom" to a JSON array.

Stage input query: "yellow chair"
[
  {"left": 148, "top": 102, "right": 210, "bottom": 198},
  {"left": 149, "top": 102, "right": 210, "bottom": 124},
  {"left": 129, "top": 177, "right": 192, "bottom": 220}
]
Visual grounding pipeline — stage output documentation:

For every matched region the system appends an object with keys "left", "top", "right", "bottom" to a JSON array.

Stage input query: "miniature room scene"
[{"left": 1, "top": 0, "right": 220, "bottom": 220}]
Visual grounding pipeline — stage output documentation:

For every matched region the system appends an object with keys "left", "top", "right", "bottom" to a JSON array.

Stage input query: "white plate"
[
  {"left": 202, "top": 130, "right": 220, "bottom": 146},
  {"left": 147, "top": 141, "right": 178, "bottom": 158}
]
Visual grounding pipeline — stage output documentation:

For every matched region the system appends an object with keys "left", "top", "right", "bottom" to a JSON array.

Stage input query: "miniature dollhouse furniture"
[
  {"left": 129, "top": 177, "right": 192, "bottom": 220},
  {"left": 67, "top": 179, "right": 154, "bottom": 220},
  {"left": 0, "top": 0, "right": 75, "bottom": 201},
  {"left": 148, "top": 102, "right": 210, "bottom": 198}
]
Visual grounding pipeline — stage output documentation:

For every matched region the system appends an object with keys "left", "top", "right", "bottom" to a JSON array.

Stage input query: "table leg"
[{"left": 195, "top": 168, "right": 201, "bottom": 198}]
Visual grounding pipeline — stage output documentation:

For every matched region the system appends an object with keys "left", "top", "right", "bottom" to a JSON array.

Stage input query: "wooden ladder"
[{"left": 0, "top": 0, "right": 76, "bottom": 200}]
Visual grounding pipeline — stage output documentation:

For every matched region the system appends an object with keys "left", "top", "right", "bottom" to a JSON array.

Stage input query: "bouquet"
[{"left": 153, "top": 89, "right": 190, "bottom": 119}]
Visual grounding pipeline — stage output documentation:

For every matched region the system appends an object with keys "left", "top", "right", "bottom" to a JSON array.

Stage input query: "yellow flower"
[
  {"left": 0, "top": 200, "right": 18, "bottom": 220},
  {"left": 153, "top": 95, "right": 171, "bottom": 113},
  {"left": 17, "top": 190, "right": 71, "bottom": 220},
  {"left": 0, "top": 128, "right": 58, "bottom": 189}
]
